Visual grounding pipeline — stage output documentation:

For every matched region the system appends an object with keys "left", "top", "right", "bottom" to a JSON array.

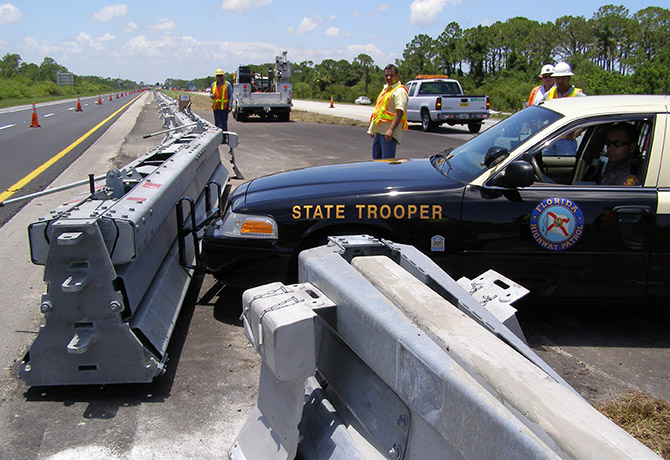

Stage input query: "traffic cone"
[
  {"left": 97, "top": 95, "right": 102, "bottom": 105},
  {"left": 330, "top": 95, "right": 334, "bottom": 108},
  {"left": 29, "top": 103, "right": 41, "bottom": 128},
  {"left": 75, "top": 97, "right": 83, "bottom": 112},
  {"left": 109, "top": 94, "right": 112, "bottom": 101},
  {"left": 116, "top": 93, "right": 119, "bottom": 99}
]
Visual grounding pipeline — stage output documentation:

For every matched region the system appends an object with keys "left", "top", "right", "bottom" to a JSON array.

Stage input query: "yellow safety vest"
[
  {"left": 546, "top": 86, "right": 582, "bottom": 100},
  {"left": 211, "top": 81, "right": 229, "bottom": 110},
  {"left": 370, "top": 83, "right": 408, "bottom": 129}
]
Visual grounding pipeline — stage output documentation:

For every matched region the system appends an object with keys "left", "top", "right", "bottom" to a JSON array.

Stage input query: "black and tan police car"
[{"left": 203, "top": 95, "right": 670, "bottom": 300}]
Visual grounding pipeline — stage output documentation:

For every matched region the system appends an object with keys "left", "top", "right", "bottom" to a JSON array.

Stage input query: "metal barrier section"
[
  {"left": 19, "top": 91, "right": 230, "bottom": 386},
  {"left": 232, "top": 235, "right": 661, "bottom": 460}
]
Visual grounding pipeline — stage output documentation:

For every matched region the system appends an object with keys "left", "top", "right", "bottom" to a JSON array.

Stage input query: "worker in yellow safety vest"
[
  {"left": 367, "top": 64, "right": 409, "bottom": 159},
  {"left": 210, "top": 68, "right": 233, "bottom": 142},
  {"left": 536, "top": 62, "right": 585, "bottom": 103},
  {"left": 527, "top": 64, "right": 555, "bottom": 106}
]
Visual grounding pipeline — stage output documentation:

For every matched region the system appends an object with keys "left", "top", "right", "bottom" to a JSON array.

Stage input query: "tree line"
[
  {"left": 0, "top": 53, "right": 140, "bottom": 105},
  {"left": 175, "top": 4, "right": 668, "bottom": 113},
  {"left": 398, "top": 5, "right": 669, "bottom": 111}
]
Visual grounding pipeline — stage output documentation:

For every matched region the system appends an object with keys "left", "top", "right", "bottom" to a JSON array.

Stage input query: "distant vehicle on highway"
[
  {"left": 203, "top": 95, "right": 670, "bottom": 301},
  {"left": 354, "top": 96, "right": 371, "bottom": 105}
]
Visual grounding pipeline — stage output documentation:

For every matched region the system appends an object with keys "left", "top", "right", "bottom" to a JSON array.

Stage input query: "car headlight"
[{"left": 219, "top": 210, "right": 278, "bottom": 239}]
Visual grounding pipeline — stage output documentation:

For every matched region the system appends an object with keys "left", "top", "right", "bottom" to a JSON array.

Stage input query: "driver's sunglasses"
[{"left": 604, "top": 139, "right": 633, "bottom": 147}]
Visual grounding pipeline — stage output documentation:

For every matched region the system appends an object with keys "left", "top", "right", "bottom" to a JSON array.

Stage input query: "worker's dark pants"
[{"left": 213, "top": 109, "right": 229, "bottom": 143}]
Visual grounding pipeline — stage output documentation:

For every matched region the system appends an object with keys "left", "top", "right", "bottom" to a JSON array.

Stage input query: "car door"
[
  {"left": 405, "top": 82, "right": 419, "bottom": 121},
  {"left": 458, "top": 115, "right": 658, "bottom": 299}
]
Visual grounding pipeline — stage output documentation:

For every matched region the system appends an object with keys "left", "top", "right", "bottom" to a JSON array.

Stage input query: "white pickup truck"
[{"left": 405, "top": 75, "right": 490, "bottom": 133}]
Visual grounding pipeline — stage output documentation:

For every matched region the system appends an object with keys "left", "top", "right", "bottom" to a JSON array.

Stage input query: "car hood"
[{"left": 235, "top": 158, "right": 460, "bottom": 208}]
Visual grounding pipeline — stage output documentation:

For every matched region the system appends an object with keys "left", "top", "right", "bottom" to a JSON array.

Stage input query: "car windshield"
[{"left": 430, "top": 106, "right": 563, "bottom": 182}]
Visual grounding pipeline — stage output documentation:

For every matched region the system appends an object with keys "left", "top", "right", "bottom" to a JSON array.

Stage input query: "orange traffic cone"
[
  {"left": 97, "top": 95, "right": 102, "bottom": 105},
  {"left": 75, "top": 97, "right": 83, "bottom": 112},
  {"left": 330, "top": 95, "right": 334, "bottom": 108},
  {"left": 109, "top": 94, "right": 112, "bottom": 101},
  {"left": 29, "top": 103, "right": 41, "bottom": 128},
  {"left": 116, "top": 93, "right": 119, "bottom": 99}
]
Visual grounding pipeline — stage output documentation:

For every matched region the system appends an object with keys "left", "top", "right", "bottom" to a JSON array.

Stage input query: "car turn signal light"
[{"left": 241, "top": 220, "right": 275, "bottom": 235}]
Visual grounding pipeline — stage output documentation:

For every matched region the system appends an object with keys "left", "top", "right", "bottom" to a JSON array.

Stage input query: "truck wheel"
[
  {"left": 421, "top": 109, "right": 435, "bottom": 132},
  {"left": 468, "top": 121, "right": 482, "bottom": 133},
  {"left": 238, "top": 110, "right": 247, "bottom": 122},
  {"left": 279, "top": 111, "right": 290, "bottom": 122}
]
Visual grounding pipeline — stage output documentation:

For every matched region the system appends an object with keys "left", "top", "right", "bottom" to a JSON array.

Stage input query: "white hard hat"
[
  {"left": 539, "top": 64, "right": 554, "bottom": 77},
  {"left": 552, "top": 62, "right": 574, "bottom": 77}
]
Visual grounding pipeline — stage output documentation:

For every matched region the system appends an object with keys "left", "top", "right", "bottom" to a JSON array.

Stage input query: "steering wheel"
[{"left": 531, "top": 156, "right": 546, "bottom": 182}]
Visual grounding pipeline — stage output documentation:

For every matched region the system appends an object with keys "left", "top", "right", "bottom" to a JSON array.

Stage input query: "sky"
[{"left": 0, "top": 0, "right": 658, "bottom": 85}]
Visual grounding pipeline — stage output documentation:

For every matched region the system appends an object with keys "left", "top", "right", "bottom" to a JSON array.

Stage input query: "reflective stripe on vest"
[
  {"left": 546, "top": 86, "right": 582, "bottom": 100},
  {"left": 370, "top": 83, "right": 408, "bottom": 130},
  {"left": 211, "top": 81, "right": 229, "bottom": 110}
]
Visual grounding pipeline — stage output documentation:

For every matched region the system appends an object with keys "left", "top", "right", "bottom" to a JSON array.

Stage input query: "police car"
[{"left": 203, "top": 95, "right": 670, "bottom": 300}]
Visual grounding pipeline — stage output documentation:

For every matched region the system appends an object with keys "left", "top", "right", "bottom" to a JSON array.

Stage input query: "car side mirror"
[{"left": 489, "top": 160, "right": 535, "bottom": 188}]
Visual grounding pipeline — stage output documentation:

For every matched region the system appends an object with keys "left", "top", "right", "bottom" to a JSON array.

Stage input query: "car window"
[
  {"left": 432, "top": 106, "right": 562, "bottom": 183},
  {"left": 408, "top": 82, "right": 417, "bottom": 97},
  {"left": 528, "top": 117, "right": 654, "bottom": 186},
  {"left": 418, "top": 82, "right": 461, "bottom": 95}
]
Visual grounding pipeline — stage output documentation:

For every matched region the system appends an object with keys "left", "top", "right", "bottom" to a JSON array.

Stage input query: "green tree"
[
  {"left": 0, "top": 53, "right": 22, "bottom": 78},
  {"left": 436, "top": 22, "right": 463, "bottom": 76},
  {"left": 353, "top": 53, "right": 374, "bottom": 93},
  {"left": 401, "top": 34, "right": 438, "bottom": 77},
  {"left": 39, "top": 57, "right": 67, "bottom": 82}
]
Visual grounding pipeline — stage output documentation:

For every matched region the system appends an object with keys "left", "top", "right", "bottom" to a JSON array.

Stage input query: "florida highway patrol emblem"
[{"left": 530, "top": 198, "right": 584, "bottom": 251}]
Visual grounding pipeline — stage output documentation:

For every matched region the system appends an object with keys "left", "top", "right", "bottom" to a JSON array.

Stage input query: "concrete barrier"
[{"left": 231, "top": 235, "right": 660, "bottom": 460}]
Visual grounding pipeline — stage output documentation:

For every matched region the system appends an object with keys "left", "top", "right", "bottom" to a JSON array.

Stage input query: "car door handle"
[{"left": 612, "top": 206, "right": 650, "bottom": 223}]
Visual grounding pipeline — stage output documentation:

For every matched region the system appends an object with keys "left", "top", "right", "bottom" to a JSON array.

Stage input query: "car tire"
[
  {"left": 421, "top": 110, "right": 435, "bottom": 132},
  {"left": 468, "top": 121, "right": 482, "bottom": 133}
]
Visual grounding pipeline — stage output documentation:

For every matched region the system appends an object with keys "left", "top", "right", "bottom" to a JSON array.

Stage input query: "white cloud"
[
  {"left": 409, "top": 0, "right": 462, "bottom": 26},
  {"left": 124, "top": 22, "right": 138, "bottom": 33},
  {"left": 148, "top": 18, "right": 177, "bottom": 33},
  {"left": 92, "top": 4, "right": 128, "bottom": 22},
  {"left": 324, "top": 27, "right": 339, "bottom": 38},
  {"left": 377, "top": 4, "right": 391, "bottom": 13},
  {"left": 329, "top": 15, "right": 336, "bottom": 21},
  {"left": 290, "top": 16, "right": 322, "bottom": 35},
  {"left": 0, "top": 3, "right": 22, "bottom": 26},
  {"left": 221, "top": 0, "right": 273, "bottom": 13}
]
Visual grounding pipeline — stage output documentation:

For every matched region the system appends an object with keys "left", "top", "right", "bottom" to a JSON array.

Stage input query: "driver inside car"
[{"left": 598, "top": 122, "right": 642, "bottom": 186}]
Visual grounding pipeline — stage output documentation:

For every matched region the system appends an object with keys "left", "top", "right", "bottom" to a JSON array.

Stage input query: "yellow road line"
[{"left": 0, "top": 94, "right": 143, "bottom": 203}]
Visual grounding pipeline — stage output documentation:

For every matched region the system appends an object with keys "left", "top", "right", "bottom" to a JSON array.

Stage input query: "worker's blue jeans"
[{"left": 372, "top": 133, "right": 397, "bottom": 159}]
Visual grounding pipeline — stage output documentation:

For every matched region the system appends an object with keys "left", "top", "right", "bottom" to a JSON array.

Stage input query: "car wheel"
[
  {"left": 468, "top": 121, "right": 482, "bottom": 133},
  {"left": 421, "top": 110, "right": 434, "bottom": 132}
]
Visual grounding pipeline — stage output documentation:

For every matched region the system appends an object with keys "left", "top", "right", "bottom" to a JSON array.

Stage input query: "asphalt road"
[
  {"left": 0, "top": 93, "right": 144, "bottom": 227},
  {"left": 0, "top": 96, "right": 667, "bottom": 460}
]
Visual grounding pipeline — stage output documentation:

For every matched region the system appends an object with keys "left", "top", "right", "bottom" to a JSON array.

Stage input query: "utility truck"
[{"left": 232, "top": 51, "right": 292, "bottom": 122}]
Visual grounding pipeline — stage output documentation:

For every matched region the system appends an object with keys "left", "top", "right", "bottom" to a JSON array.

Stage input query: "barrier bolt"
[{"left": 40, "top": 301, "right": 52, "bottom": 314}]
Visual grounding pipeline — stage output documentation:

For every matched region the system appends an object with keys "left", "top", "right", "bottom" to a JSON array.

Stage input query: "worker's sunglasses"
[
  {"left": 604, "top": 139, "right": 633, "bottom": 147},
  {"left": 541, "top": 75, "right": 553, "bottom": 79}
]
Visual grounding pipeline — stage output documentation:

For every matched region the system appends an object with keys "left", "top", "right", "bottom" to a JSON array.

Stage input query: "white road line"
[
  {"left": 0, "top": 124, "right": 15, "bottom": 130},
  {"left": 44, "top": 113, "right": 54, "bottom": 118},
  {"left": 68, "top": 107, "right": 74, "bottom": 111}
]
